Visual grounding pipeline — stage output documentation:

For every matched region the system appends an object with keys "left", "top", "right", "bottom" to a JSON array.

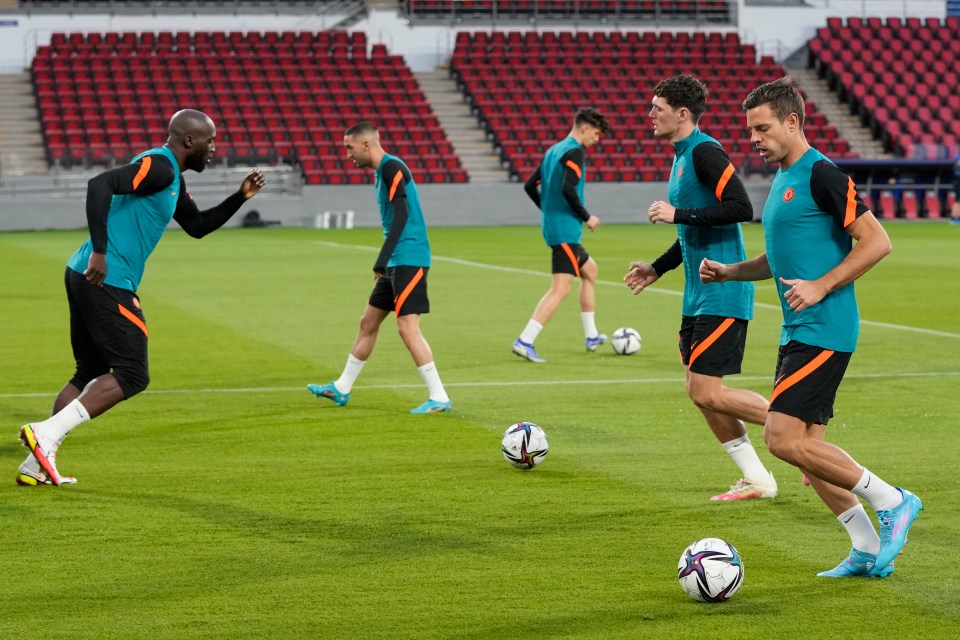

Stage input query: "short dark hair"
[
  {"left": 653, "top": 74, "right": 708, "bottom": 123},
  {"left": 741, "top": 76, "right": 806, "bottom": 128},
  {"left": 574, "top": 107, "right": 611, "bottom": 134},
  {"left": 344, "top": 121, "right": 379, "bottom": 137}
]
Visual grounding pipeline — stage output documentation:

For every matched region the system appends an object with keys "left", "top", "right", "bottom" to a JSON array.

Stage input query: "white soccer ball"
[
  {"left": 501, "top": 422, "right": 549, "bottom": 469},
  {"left": 611, "top": 327, "right": 641, "bottom": 355},
  {"left": 677, "top": 538, "right": 744, "bottom": 603}
]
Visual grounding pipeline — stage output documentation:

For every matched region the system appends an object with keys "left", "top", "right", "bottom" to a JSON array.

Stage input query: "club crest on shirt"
[{"left": 782, "top": 188, "right": 795, "bottom": 202}]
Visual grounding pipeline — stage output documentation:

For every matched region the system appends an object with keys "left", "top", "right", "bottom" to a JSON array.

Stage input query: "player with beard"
[{"left": 17, "top": 109, "right": 266, "bottom": 486}]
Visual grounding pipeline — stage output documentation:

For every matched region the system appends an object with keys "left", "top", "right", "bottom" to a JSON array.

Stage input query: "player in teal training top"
[
  {"left": 307, "top": 121, "right": 451, "bottom": 414},
  {"left": 624, "top": 75, "right": 777, "bottom": 502},
  {"left": 512, "top": 107, "right": 611, "bottom": 363},
  {"left": 700, "top": 77, "right": 922, "bottom": 578},
  {"left": 18, "top": 110, "right": 266, "bottom": 486}
]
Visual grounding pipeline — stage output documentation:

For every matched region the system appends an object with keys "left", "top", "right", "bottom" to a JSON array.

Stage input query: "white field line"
[
  {"left": 2, "top": 371, "right": 959, "bottom": 399},
  {"left": 313, "top": 240, "right": 960, "bottom": 340}
]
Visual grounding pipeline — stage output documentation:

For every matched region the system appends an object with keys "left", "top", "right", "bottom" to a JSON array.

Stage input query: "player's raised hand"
[
  {"left": 624, "top": 261, "right": 658, "bottom": 295},
  {"left": 239, "top": 168, "right": 266, "bottom": 200},
  {"left": 699, "top": 258, "right": 727, "bottom": 284}
]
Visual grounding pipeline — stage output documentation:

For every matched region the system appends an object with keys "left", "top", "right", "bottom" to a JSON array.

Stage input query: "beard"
[{"left": 187, "top": 152, "right": 209, "bottom": 173}]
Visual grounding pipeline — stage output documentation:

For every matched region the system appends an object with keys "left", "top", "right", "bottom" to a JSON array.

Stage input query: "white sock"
[
  {"left": 851, "top": 467, "right": 902, "bottom": 511},
  {"left": 519, "top": 319, "right": 543, "bottom": 345},
  {"left": 581, "top": 311, "right": 599, "bottom": 339},
  {"left": 35, "top": 398, "right": 90, "bottom": 444},
  {"left": 722, "top": 432, "right": 771, "bottom": 485},
  {"left": 334, "top": 354, "right": 366, "bottom": 394},
  {"left": 837, "top": 503, "right": 881, "bottom": 555},
  {"left": 417, "top": 362, "right": 449, "bottom": 403}
]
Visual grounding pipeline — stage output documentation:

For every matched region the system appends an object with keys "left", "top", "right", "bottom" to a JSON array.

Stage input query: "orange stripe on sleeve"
[
  {"left": 132, "top": 155, "right": 152, "bottom": 191},
  {"left": 687, "top": 317, "right": 735, "bottom": 369},
  {"left": 714, "top": 163, "right": 735, "bottom": 200},
  {"left": 118, "top": 304, "right": 148, "bottom": 337},
  {"left": 844, "top": 177, "right": 857, "bottom": 227},
  {"left": 388, "top": 169, "right": 404, "bottom": 202},
  {"left": 565, "top": 160, "right": 582, "bottom": 179},
  {"left": 769, "top": 349, "right": 834, "bottom": 404},
  {"left": 394, "top": 267, "right": 424, "bottom": 315},
  {"left": 560, "top": 243, "right": 581, "bottom": 277}
]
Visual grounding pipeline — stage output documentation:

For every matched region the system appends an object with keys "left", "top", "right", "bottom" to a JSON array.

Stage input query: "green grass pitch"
[{"left": 1, "top": 222, "right": 958, "bottom": 639}]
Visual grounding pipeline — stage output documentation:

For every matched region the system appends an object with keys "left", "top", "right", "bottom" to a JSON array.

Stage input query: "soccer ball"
[
  {"left": 677, "top": 538, "right": 744, "bottom": 603},
  {"left": 611, "top": 327, "right": 641, "bottom": 355},
  {"left": 501, "top": 422, "right": 549, "bottom": 469}
]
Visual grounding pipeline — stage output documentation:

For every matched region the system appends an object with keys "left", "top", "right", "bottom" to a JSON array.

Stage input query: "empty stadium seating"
[
  {"left": 403, "top": 1, "right": 732, "bottom": 23},
  {"left": 451, "top": 30, "right": 853, "bottom": 181},
  {"left": 808, "top": 16, "right": 960, "bottom": 161},
  {"left": 31, "top": 30, "right": 467, "bottom": 184}
]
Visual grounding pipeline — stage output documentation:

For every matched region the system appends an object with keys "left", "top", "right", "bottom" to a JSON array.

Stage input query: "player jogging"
[
  {"left": 17, "top": 109, "right": 266, "bottom": 486},
  {"left": 624, "top": 74, "right": 777, "bottom": 502},
  {"left": 700, "top": 77, "right": 922, "bottom": 577}
]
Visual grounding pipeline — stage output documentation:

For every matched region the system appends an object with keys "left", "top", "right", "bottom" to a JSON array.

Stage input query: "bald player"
[{"left": 17, "top": 109, "right": 266, "bottom": 487}]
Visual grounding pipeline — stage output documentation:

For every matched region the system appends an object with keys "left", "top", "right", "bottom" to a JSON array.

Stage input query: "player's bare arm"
[
  {"left": 780, "top": 212, "right": 891, "bottom": 312},
  {"left": 700, "top": 253, "right": 772, "bottom": 284}
]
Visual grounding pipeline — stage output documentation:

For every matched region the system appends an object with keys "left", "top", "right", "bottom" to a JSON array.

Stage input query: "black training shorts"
[
  {"left": 369, "top": 265, "right": 430, "bottom": 316},
  {"left": 65, "top": 267, "right": 148, "bottom": 397},
  {"left": 769, "top": 340, "right": 852, "bottom": 425},
  {"left": 550, "top": 243, "right": 589, "bottom": 276},
  {"left": 678, "top": 315, "right": 748, "bottom": 377}
]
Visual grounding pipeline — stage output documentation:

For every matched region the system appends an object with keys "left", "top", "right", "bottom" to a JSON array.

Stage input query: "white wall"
[
  {"left": 737, "top": 0, "right": 945, "bottom": 61},
  {"left": 0, "top": 2, "right": 950, "bottom": 73},
  {"left": 0, "top": 11, "right": 352, "bottom": 72}
]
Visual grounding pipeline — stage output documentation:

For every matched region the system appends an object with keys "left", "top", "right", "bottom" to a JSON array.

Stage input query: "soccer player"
[
  {"left": 512, "top": 106, "right": 611, "bottom": 363},
  {"left": 17, "top": 109, "right": 266, "bottom": 487},
  {"left": 699, "top": 77, "right": 922, "bottom": 577},
  {"left": 307, "top": 122, "right": 451, "bottom": 414},
  {"left": 623, "top": 75, "right": 777, "bottom": 502}
]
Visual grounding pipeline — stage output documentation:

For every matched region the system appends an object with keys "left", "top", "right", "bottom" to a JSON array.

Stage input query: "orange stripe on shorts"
[
  {"left": 118, "top": 304, "right": 148, "bottom": 337},
  {"left": 688, "top": 317, "right": 735, "bottom": 369},
  {"left": 394, "top": 267, "right": 424, "bottom": 314},
  {"left": 770, "top": 349, "right": 835, "bottom": 404},
  {"left": 560, "top": 243, "right": 580, "bottom": 277}
]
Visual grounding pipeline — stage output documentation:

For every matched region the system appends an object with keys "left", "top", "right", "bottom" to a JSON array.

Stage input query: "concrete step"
[{"left": 415, "top": 68, "right": 511, "bottom": 182}]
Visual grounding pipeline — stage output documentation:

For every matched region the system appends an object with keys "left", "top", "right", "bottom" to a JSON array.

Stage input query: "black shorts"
[
  {"left": 678, "top": 315, "right": 748, "bottom": 376},
  {"left": 369, "top": 266, "right": 430, "bottom": 316},
  {"left": 550, "top": 243, "right": 589, "bottom": 276},
  {"left": 769, "top": 340, "right": 852, "bottom": 425},
  {"left": 65, "top": 267, "right": 149, "bottom": 398}
]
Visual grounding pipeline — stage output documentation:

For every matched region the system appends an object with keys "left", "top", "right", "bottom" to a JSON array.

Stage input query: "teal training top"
[
  {"left": 67, "top": 146, "right": 180, "bottom": 292},
  {"left": 374, "top": 153, "right": 430, "bottom": 268},
  {"left": 669, "top": 129, "right": 754, "bottom": 319},
  {"left": 763, "top": 147, "right": 869, "bottom": 352},
  {"left": 540, "top": 136, "right": 587, "bottom": 246}
]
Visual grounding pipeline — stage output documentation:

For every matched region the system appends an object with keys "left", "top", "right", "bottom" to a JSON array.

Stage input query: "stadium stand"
[
  {"left": 451, "top": 30, "right": 853, "bottom": 181},
  {"left": 31, "top": 30, "right": 467, "bottom": 184},
  {"left": 402, "top": 1, "right": 732, "bottom": 24},
  {"left": 808, "top": 16, "right": 960, "bottom": 162}
]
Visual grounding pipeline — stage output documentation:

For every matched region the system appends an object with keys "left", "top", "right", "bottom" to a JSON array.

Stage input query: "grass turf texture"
[{"left": 1, "top": 223, "right": 958, "bottom": 639}]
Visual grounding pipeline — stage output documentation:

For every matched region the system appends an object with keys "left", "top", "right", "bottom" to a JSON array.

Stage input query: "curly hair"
[{"left": 653, "top": 75, "right": 708, "bottom": 123}]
